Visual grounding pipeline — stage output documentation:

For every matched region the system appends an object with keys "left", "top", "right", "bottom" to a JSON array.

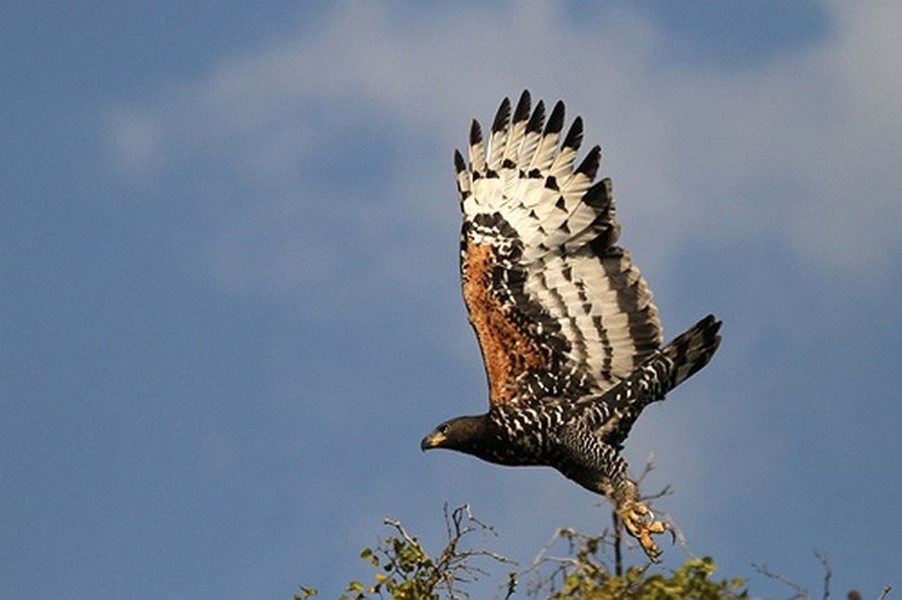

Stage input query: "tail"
[{"left": 663, "top": 314, "right": 722, "bottom": 388}]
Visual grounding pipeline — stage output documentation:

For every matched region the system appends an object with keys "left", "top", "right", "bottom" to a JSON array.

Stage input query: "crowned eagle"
[{"left": 421, "top": 91, "right": 722, "bottom": 560}]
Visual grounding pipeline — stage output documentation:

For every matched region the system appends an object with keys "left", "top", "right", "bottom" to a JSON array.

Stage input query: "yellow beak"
[{"left": 420, "top": 429, "right": 446, "bottom": 451}]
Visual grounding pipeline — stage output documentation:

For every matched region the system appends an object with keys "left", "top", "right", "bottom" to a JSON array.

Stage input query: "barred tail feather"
[{"left": 663, "top": 314, "right": 722, "bottom": 388}]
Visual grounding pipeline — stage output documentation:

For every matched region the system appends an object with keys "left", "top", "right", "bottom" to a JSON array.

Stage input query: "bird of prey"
[{"left": 421, "top": 91, "right": 722, "bottom": 560}]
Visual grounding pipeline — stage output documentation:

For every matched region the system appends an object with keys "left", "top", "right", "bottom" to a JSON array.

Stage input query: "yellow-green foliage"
[
  {"left": 297, "top": 505, "right": 749, "bottom": 599},
  {"left": 341, "top": 540, "right": 440, "bottom": 600},
  {"left": 546, "top": 557, "right": 746, "bottom": 599}
]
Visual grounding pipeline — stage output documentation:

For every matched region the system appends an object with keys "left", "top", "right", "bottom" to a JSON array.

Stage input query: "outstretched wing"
[{"left": 455, "top": 91, "right": 663, "bottom": 408}]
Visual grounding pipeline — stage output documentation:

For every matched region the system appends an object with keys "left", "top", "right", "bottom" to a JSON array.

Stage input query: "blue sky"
[{"left": 3, "top": 1, "right": 900, "bottom": 597}]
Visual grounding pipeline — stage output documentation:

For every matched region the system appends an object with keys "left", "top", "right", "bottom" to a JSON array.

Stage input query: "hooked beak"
[{"left": 420, "top": 429, "right": 446, "bottom": 451}]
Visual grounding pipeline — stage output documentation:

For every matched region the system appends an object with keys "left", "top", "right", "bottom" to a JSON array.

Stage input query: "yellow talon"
[{"left": 618, "top": 501, "right": 669, "bottom": 561}]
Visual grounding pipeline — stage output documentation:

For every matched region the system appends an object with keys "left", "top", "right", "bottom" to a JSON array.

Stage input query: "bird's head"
[{"left": 420, "top": 415, "right": 486, "bottom": 453}]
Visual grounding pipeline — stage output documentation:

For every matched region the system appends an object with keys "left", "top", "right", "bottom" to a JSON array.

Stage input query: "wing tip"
[
  {"left": 469, "top": 118, "right": 483, "bottom": 147},
  {"left": 491, "top": 96, "right": 513, "bottom": 134},
  {"left": 454, "top": 148, "right": 467, "bottom": 172},
  {"left": 513, "top": 90, "right": 531, "bottom": 125},
  {"left": 562, "top": 116, "right": 584, "bottom": 151},
  {"left": 526, "top": 99, "right": 546, "bottom": 134},
  {"left": 575, "top": 145, "right": 602, "bottom": 180},
  {"left": 545, "top": 100, "right": 565, "bottom": 135}
]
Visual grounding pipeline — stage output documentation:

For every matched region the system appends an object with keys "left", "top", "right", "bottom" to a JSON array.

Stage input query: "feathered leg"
[{"left": 558, "top": 431, "right": 668, "bottom": 561}]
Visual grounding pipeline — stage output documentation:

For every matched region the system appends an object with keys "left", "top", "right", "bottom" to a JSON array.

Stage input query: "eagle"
[{"left": 420, "top": 91, "right": 722, "bottom": 560}]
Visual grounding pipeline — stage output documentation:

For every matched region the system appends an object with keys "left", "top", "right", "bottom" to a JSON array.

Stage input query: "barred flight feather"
[{"left": 456, "top": 90, "right": 663, "bottom": 406}]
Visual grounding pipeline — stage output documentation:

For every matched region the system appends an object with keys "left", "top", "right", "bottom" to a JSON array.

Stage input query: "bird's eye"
[{"left": 439, "top": 423, "right": 449, "bottom": 434}]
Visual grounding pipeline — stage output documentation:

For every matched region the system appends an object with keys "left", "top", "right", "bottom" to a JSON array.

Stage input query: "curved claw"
[{"left": 618, "top": 500, "right": 670, "bottom": 562}]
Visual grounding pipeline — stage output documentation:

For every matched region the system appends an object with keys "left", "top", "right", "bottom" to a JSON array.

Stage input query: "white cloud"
[{"left": 107, "top": 1, "right": 900, "bottom": 299}]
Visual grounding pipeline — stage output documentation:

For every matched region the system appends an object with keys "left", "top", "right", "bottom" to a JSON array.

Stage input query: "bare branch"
[
  {"left": 753, "top": 562, "right": 809, "bottom": 600},
  {"left": 378, "top": 505, "right": 514, "bottom": 599},
  {"left": 612, "top": 508, "right": 623, "bottom": 577},
  {"left": 814, "top": 551, "right": 831, "bottom": 600},
  {"left": 634, "top": 452, "right": 675, "bottom": 500},
  {"left": 514, "top": 524, "right": 629, "bottom": 597},
  {"left": 635, "top": 452, "right": 656, "bottom": 483}
]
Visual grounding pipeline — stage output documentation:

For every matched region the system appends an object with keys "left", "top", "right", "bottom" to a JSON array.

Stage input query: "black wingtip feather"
[
  {"left": 454, "top": 149, "right": 466, "bottom": 173},
  {"left": 513, "top": 90, "right": 531, "bottom": 125},
  {"left": 562, "top": 116, "right": 584, "bottom": 151},
  {"left": 582, "top": 178, "right": 613, "bottom": 209},
  {"left": 526, "top": 100, "right": 546, "bottom": 133},
  {"left": 470, "top": 119, "right": 483, "bottom": 147},
  {"left": 545, "top": 100, "right": 566, "bottom": 135},
  {"left": 575, "top": 145, "right": 602, "bottom": 180},
  {"left": 491, "top": 97, "right": 512, "bottom": 134}
]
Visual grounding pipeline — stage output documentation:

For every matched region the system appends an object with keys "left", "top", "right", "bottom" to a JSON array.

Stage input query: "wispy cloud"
[{"left": 108, "top": 1, "right": 899, "bottom": 299}]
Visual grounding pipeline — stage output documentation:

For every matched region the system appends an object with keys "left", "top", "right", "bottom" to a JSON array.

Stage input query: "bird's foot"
[{"left": 618, "top": 500, "right": 671, "bottom": 562}]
